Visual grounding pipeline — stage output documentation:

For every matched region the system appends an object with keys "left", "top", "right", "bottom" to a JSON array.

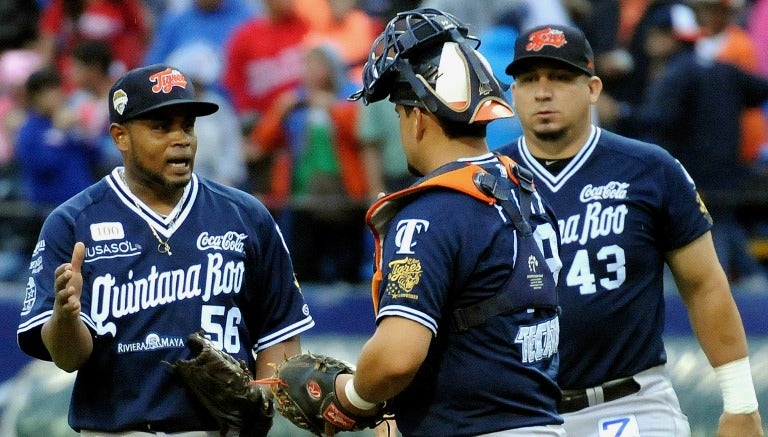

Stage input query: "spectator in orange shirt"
[
  {"left": 300, "top": 0, "right": 381, "bottom": 84},
  {"left": 253, "top": 44, "right": 368, "bottom": 284},
  {"left": 689, "top": 0, "right": 768, "bottom": 162}
]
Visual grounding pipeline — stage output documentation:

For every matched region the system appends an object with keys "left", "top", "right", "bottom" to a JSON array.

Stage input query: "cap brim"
[
  {"left": 127, "top": 100, "right": 219, "bottom": 121},
  {"left": 505, "top": 56, "right": 593, "bottom": 78}
]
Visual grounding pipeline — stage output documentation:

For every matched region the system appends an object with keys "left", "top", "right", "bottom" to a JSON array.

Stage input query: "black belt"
[{"left": 559, "top": 377, "right": 641, "bottom": 414}]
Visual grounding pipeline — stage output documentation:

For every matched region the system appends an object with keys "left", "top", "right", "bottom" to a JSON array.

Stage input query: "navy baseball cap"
[
  {"left": 108, "top": 64, "right": 219, "bottom": 124},
  {"left": 506, "top": 25, "right": 595, "bottom": 78}
]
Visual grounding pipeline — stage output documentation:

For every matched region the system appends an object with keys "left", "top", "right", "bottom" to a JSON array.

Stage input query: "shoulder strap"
[
  {"left": 450, "top": 158, "right": 553, "bottom": 332},
  {"left": 471, "top": 161, "right": 534, "bottom": 236}
]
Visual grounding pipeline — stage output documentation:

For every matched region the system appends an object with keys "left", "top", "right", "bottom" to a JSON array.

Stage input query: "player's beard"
[
  {"left": 533, "top": 126, "right": 567, "bottom": 143},
  {"left": 128, "top": 148, "right": 191, "bottom": 193}
]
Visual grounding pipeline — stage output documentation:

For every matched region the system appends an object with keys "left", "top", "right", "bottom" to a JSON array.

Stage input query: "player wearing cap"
[
  {"left": 498, "top": 24, "right": 763, "bottom": 437},
  {"left": 321, "top": 8, "right": 566, "bottom": 437},
  {"left": 16, "top": 64, "right": 314, "bottom": 436}
]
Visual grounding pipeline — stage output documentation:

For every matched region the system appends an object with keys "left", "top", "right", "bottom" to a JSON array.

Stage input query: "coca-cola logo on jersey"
[
  {"left": 579, "top": 181, "right": 629, "bottom": 202},
  {"left": 197, "top": 231, "right": 247, "bottom": 253}
]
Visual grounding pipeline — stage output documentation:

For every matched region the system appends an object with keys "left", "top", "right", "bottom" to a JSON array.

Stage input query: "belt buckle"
[{"left": 559, "top": 376, "right": 639, "bottom": 414}]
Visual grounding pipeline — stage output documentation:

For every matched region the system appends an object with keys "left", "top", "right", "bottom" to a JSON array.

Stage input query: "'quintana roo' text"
[{"left": 90, "top": 253, "right": 243, "bottom": 335}]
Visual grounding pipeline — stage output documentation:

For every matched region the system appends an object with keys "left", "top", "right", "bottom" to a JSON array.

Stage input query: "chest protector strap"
[
  {"left": 450, "top": 161, "right": 556, "bottom": 332},
  {"left": 472, "top": 163, "right": 534, "bottom": 236}
]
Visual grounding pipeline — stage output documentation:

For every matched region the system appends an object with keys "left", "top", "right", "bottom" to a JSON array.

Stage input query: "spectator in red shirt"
[
  {"left": 38, "top": 0, "right": 152, "bottom": 79},
  {"left": 222, "top": 0, "right": 311, "bottom": 198},
  {"left": 222, "top": 0, "right": 310, "bottom": 125}
]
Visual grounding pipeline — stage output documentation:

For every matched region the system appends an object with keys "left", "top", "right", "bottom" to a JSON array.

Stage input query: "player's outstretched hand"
[
  {"left": 717, "top": 410, "right": 764, "bottom": 437},
  {"left": 53, "top": 242, "right": 85, "bottom": 320}
]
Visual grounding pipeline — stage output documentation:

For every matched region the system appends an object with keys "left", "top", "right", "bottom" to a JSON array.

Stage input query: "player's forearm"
[
  {"left": 354, "top": 318, "right": 431, "bottom": 403},
  {"left": 355, "top": 347, "right": 414, "bottom": 403},
  {"left": 255, "top": 335, "right": 301, "bottom": 380},
  {"left": 670, "top": 233, "right": 750, "bottom": 365},
  {"left": 41, "top": 314, "right": 93, "bottom": 372},
  {"left": 685, "top": 283, "right": 749, "bottom": 367}
]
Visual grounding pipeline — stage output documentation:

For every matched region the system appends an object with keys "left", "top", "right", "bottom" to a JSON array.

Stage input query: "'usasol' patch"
[{"left": 385, "top": 257, "right": 422, "bottom": 300}]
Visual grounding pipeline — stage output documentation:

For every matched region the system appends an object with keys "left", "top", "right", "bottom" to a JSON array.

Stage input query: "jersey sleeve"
[
  {"left": 658, "top": 152, "right": 713, "bottom": 252},
  {"left": 239, "top": 198, "right": 314, "bottom": 352},
  {"left": 17, "top": 206, "right": 86, "bottom": 360},
  {"left": 375, "top": 191, "right": 511, "bottom": 335}
]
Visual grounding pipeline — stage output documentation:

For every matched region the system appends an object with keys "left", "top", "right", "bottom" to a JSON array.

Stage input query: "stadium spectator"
[
  {"left": 301, "top": 0, "right": 381, "bottom": 84},
  {"left": 689, "top": 0, "right": 768, "bottom": 163},
  {"left": 15, "top": 68, "right": 100, "bottom": 207},
  {"left": 0, "top": 0, "right": 40, "bottom": 52},
  {"left": 635, "top": 3, "right": 768, "bottom": 291},
  {"left": 222, "top": 0, "right": 309, "bottom": 122},
  {"left": 143, "top": 0, "right": 257, "bottom": 97},
  {"left": 253, "top": 44, "right": 368, "bottom": 284},
  {"left": 38, "top": 0, "right": 152, "bottom": 81},
  {"left": 222, "top": 0, "right": 311, "bottom": 198},
  {"left": 65, "top": 39, "right": 118, "bottom": 178},
  {"left": 0, "top": 51, "right": 43, "bottom": 170},
  {"left": 584, "top": 0, "right": 685, "bottom": 136}
]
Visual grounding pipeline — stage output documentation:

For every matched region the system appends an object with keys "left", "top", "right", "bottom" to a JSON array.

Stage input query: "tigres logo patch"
[
  {"left": 696, "top": 192, "right": 713, "bottom": 225},
  {"left": 385, "top": 257, "right": 422, "bottom": 300}
]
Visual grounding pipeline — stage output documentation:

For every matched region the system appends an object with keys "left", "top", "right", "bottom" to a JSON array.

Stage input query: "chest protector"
[{"left": 366, "top": 155, "right": 559, "bottom": 332}]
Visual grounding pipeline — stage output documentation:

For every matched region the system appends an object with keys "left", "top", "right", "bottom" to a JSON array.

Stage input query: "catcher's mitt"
[
  {"left": 168, "top": 331, "right": 273, "bottom": 437},
  {"left": 261, "top": 353, "right": 387, "bottom": 436}
]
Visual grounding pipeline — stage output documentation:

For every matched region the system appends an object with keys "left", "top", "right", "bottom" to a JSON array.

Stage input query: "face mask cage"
[
  {"left": 348, "top": 8, "right": 476, "bottom": 104},
  {"left": 349, "top": 8, "right": 512, "bottom": 124}
]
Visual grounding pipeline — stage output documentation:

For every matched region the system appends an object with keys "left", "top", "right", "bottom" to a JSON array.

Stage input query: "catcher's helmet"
[{"left": 348, "top": 8, "right": 513, "bottom": 124}]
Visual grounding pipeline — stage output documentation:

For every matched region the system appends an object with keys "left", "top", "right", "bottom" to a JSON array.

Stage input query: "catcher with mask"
[{"left": 265, "top": 8, "right": 565, "bottom": 437}]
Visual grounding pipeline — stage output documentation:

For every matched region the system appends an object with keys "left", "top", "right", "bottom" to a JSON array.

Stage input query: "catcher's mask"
[{"left": 348, "top": 8, "right": 514, "bottom": 124}]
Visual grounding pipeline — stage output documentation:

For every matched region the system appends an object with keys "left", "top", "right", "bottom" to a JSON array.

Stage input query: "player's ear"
[
  {"left": 413, "top": 107, "right": 426, "bottom": 142},
  {"left": 109, "top": 122, "right": 130, "bottom": 153},
  {"left": 588, "top": 75, "right": 603, "bottom": 104}
]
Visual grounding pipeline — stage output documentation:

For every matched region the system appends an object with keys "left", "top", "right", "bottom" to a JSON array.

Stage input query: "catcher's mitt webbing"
[
  {"left": 256, "top": 353, "right": 387, "bottom": 436},
  {"left": 168, "top": 331, "right": 273, "bottom": 437}
]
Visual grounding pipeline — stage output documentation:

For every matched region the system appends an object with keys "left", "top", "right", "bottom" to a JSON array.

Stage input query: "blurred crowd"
[{"left": 1, "top": 0, "right": 768, "bottom": 290}]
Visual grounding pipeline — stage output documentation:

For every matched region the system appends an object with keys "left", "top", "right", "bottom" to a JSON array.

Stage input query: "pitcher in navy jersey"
[
  {"left": 498, "top": 24, "right": 763, "bottom": 437},
  {"left": 16, "top": 64, "right": 314, "bottom": 436},
  {"left": 317, "top": 9, "right": 567, "bottom": 437}
]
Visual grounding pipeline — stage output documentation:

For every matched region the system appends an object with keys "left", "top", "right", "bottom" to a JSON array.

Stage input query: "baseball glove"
[
  {"left": 261, "top": 353, "right": 387, "bottom": 436},
  {"left": 167, "top": 331, "right": 274, "bottom": 437}
]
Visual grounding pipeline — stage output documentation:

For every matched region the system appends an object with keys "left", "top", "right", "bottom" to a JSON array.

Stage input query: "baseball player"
[
  {"left": 325, "top": 9, "right": 566, "bottom": 437},
  {"left": 498, "top": 24, "right": 763, "bottom": 436},
  {"left": 16, "top": 64, "right": 314, "bottom": 436}
]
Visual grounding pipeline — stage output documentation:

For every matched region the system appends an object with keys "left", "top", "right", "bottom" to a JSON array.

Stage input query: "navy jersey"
[
  {"left": 17, "top": 168, "right": 314, "bottom": 432},
  {"left": 368, "top": 154, "right": 563, "bottom": 437},
  {"left": 498, "top": 126, "right": 712, "bottom": 390}
]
